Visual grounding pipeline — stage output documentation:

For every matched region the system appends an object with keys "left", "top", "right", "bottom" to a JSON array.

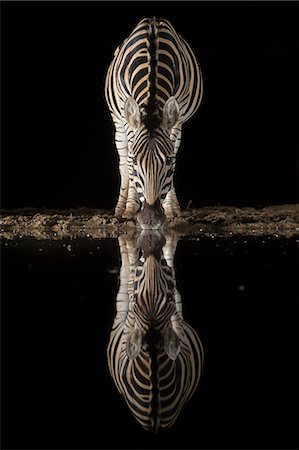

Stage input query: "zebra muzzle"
[{"left": 137, "top": 201, "right": 166, "bottom": 230}]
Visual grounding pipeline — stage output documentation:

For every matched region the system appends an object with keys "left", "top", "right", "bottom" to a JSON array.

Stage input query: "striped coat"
[
  {"left": 107, "top": 232, "right": 204, "bottom": 431},
  {"left": 105, "top": 18, "right": 203, "bottom": 228}
]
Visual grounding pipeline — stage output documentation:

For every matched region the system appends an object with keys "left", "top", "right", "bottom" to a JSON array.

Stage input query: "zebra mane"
[{"left": 141, "top": 17, "right": 162, "bottom": 132}]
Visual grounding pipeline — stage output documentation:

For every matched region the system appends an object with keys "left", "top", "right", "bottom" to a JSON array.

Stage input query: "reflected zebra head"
[
  {"left": 124, "top": 97, "right": 180, "bottom": 229},
  {"left": 107, "top": 231, "right": 204, "bottom": 432}
]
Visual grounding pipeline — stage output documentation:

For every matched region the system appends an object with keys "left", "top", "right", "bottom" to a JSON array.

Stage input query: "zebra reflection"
[{"left": 107, "top": 231, "right": 204, "bottom": 432}]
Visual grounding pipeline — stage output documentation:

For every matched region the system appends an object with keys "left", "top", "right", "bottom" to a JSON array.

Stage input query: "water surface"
[{"left": 2, "top": 235, "right": 297, "bottom": 449}]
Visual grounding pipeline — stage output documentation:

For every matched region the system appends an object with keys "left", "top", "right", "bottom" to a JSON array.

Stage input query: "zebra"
[
  {"left": 104, "top": 17, "right": 203, "bottom": 229},
  {"left": 107, "top": 231, "right": 204, "bottom": 431}
]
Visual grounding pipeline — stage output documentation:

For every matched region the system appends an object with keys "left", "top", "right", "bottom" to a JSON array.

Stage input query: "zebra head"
[
  {"left": 126, "top": 298, "right": 181, "bottom": 362},
  {"left": 125, "top": 230, "right": 181, "bottom": 360},
  {"left": 124, "top": 96, "right": 180, "bottom": 229}
]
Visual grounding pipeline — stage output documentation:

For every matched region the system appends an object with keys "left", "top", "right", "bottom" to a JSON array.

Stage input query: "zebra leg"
[
  {"left": 171, "top": 188, "right": 181, "bottom": 215},
  {"left": 114, "top": 124, "right": 129, "bottom": 218},
  {"left": 162, "top": 125, "right": 182, "bottom": 218},
  {"left": 122, "top": 158, "right": 140, "bottom": 220},
  {"left": 171, "top": 126, "right": 182, "bottom": 216},
  {"left": 162, "top": 232, "right": 179, "bottom": 270},
  {"left": 162, "top": 232, "right": 183, "bottom": 318},
  {"left": 125, "top": 235, "right": 140, "bottom": 301},
  {"left": 122, "top": 181, "right": 140, "bottom": 219},
  {"left": 115, "top": 158, "right": 129, "bottom": 218},
  {"left": 163, "top": 187, "right": 181, "bottom": 218},
  {"left": 116, "top": 235, "right": 131, "bottom": 314}
]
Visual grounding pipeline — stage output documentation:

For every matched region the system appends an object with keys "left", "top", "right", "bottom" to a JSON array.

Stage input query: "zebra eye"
[
  {"left": 132, "top": 156, "right": 137, "bottom": 164},
  {"left": 166, "top": 156, "right": 173, "bottom": 164},
  {"left": 142, "top": 342, "right": 149, "bottom": 351}
]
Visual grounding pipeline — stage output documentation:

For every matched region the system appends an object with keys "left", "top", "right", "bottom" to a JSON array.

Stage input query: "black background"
[{"left": 1, "top": 1, "right": 298, "bottom": 211}]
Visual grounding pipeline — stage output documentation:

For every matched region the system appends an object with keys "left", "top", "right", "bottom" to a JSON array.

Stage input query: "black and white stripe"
[
  {"left": 104, "top": 18, "right": 203, "bottom": 221},
  {"left": 107, "top": 233, "right": 204, "bottom": 431}
]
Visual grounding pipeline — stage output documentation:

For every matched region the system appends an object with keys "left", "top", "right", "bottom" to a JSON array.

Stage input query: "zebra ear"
[
  {"left": 163, "top": 97, "right": 179, "bottom": 129},
  {"left": 126, "top": 327, "right": 142, "bottom": 360},
  {"left": 124, "top": 97, "right": 141, "bottom": 129},
  {"left": 164, "top": 327, "right": 181, "bottom": 360}
]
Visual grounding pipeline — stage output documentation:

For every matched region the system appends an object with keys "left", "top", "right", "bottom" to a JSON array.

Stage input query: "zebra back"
[{"left": 105, "top": 17, "right": 203, "bottom": 126}]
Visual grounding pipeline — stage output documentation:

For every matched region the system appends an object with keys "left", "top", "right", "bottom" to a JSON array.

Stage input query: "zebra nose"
[
  {"left": 138, "top": 230, "right": 166, "bottom": 258},
  {"left": 137, "top": 201, "right": 166, "bottom": 230}
]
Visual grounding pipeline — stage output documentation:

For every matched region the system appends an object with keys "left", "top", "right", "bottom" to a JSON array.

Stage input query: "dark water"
[{"left": 1, "top": 235, "right": 297, "bottom": 449}]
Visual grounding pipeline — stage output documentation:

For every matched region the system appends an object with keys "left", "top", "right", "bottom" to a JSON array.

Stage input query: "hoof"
[
  {"left": 122, "top": 211, "right": 135, "bottom": 220},
  {"left": 114, "top": 210, "right": 125, "bottom": 219}
]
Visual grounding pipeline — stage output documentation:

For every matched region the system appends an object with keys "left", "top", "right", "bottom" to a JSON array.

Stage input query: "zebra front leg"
[
  {"left": 122, "top": 178, "right": 140, "bottom": 219},
  {"left": 113, "top": 126, "right": 130, "bottom": 218},
  {"left": 116, "top": 235, "right": 131, "bottom": 314},
  {"left": 125, "top": 235, "right": 140, "bottom": 301},
  {"left": 162, "top": 231, "right": 179, "bottom": 269},
  {"left": 163, "top": 125, "right": 182, "bottom": 218},
  {"left": 163, "top": 187, "right": 181, "bottom": 218},
  {"left": 115, "top": 156, "right": 129, "bottom": 218},
  {"left": 122, "top": 156, "right": 140, "bottom": 220}
]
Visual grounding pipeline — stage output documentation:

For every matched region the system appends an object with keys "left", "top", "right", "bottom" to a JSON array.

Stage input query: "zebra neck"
[{"left": 145, "top": 18, "right": 159, "bottom": 132}]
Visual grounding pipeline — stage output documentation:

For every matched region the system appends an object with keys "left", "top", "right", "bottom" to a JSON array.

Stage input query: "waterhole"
[{"left": 1, "top": 234, "right": 297, "bottom": 448}]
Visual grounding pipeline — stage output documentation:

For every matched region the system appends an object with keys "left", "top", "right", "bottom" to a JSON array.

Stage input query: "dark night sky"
[{"left": 1, "top": 1, "right": 298, "bottom": 210}]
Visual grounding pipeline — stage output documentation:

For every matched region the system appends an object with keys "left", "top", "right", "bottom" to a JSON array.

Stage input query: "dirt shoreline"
[{"left": 1, "top": 205, "right": 298, "bottom": 240}]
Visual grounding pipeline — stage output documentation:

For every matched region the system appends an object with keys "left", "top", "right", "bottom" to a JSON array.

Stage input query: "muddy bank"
[{"left": 0, "top": 205, "right": 298, "bottom": 240}]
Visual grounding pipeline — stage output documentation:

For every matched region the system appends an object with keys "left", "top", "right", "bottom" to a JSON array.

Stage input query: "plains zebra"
[
  {"left": 104, "top": 17, "right": 203, "bottom": 229},
  {"left": 107, "top": 231, "right": 204, "bottom": 431}
]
